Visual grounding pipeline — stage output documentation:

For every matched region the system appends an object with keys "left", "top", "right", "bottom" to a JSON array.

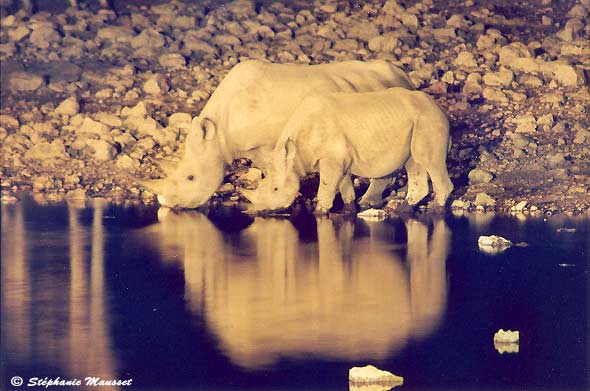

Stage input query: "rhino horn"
[{"left": 136, "top": 178, "right": 166, "bottom": 195}]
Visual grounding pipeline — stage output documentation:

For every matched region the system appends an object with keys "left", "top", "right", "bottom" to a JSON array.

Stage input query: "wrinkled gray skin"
[
  {"left": 242, "top": 88, "right": 454, "bottom": 213},
  {"left": 142, "top": 60, "right": 414, "bottom": 209}
]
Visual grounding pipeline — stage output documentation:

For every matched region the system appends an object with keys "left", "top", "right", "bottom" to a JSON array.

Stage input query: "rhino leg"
[
  {"left": 359, "top": 178, "right": 391, "bottom": 209},
  {"left": 315, "top": 159, "right": 345, "bottom": 214},
  {"left": 429, "top": 165, "right": 453, "bottom": 206},
  {"left": 405, "top": 157, "right": 429, "bottom": 205},
  {"left": 338, "top": 176, "right": 356, "bottom": 204}
]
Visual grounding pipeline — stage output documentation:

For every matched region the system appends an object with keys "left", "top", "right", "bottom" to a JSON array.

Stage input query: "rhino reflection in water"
[
  {"left": 1, "top": 201, "right": 119, "bottom": 389},
  {"left": 146, "top": 211, "right": 450, "bottom": 369}
]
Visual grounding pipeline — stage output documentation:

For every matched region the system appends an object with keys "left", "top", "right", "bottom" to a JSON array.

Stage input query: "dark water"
[{"left": 1, "top": 197, "right": 588, "bottom": 391}]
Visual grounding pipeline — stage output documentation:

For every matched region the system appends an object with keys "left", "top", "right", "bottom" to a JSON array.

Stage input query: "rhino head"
[
  {"left": 242, "top": 139, "right": 300, "bottom": 211},
  {"left": 141, "top": 117, "right": 226, "bottom": 209}
]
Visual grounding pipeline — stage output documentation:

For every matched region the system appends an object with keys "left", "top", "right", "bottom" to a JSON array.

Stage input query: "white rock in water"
[
  {"left": 357, "top": 208, "right": 387, "bottom": 222},
  {"left": 494, "top": 329, "right": 519, "bottom": 343},
  {"left": 349, "top": 365, "right": 403, "bottom": 385},
  {"left": 478, "top": 235, "right": 513, "bottom": 253},
  {"left": 494, "top": 340, "right": 519, "bottom": 354},
  {"left": 494, "top": 329, "right": 519, "bottom": 353}
]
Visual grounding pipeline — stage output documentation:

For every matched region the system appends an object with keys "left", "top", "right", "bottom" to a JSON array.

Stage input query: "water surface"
[{"left": 1, "top": 197, "right": 588, "bottom": 390}]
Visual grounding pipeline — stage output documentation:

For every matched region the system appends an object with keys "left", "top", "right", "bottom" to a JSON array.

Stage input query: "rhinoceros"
[
  {"left": 242, "top": 87, "right": 453, "bottom": 213},
  {"left": 142, "top": 59, "right": 414, "bottom": 209}
]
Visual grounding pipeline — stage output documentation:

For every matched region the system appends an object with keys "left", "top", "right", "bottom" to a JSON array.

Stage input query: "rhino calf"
[{"left": 243, "top": 87, "right": 453, "bottom": 213}]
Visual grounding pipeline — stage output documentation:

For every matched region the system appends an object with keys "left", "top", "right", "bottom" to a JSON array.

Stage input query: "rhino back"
[
  {"left": 199, "top": 60, "right": 414, "bottom": 153},
  {"left": 279, "top": 88, "right": 447, "bottom": 177}
]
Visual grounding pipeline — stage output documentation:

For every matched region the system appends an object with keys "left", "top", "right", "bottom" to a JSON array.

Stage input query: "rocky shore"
[{"left": 1, "top": 0, "right": 589, "bottom": 215}]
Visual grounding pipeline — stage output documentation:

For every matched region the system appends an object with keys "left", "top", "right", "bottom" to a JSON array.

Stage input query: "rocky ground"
[{"left": 1, "top": 0, "right": 589, "bottom": 216}]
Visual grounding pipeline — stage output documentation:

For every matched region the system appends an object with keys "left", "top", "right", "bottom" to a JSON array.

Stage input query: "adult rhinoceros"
[{"left": 143, "top": 59, "right": 414, "bottom": 209}]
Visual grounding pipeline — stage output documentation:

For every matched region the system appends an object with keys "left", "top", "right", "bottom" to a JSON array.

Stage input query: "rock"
[
  {"left": 85, "top": 139, "right": 118, "bottom": 161},
  {"left": 131, "top": 29, "right": 165, "bottom": 50},
  {"left": 97, "top": 26, "right": 135, "bottom": 44},
  {"left": 168, "top": 112, "right": 192, "bottom": 128},
  {"left": 573, "top": 128, "right": 589, "bottom": 144},
  {"left": 158, "top": 53, "right": 186, "bottom": 70},
  {"left": 468, "top": 169, "right": 493, "bottom": 185},
  {"left": 474, "top": 193, "right": 496, "bottom": 207},
  {"left": 95, "top": 113, "right": 123, "bottom": 128},
  {"left": 8, "top": 72, "right": 44, "bottom": 92},
  {"left": 55, "top": 97, "right": 80, "bottom": 116},
  {"left": 29, "top": 25, "right": 61, "bottom": 49},
  {"left": 513, "top": 200, "right": 528, "bottom": 211},
  {"left": 79, "top": 117, "right": 110, "bottom": 135},
  {"left": 143, "top": 75, "right": 170, "bottom": 95},
  {"left": 498, "top": 42, "right": 532, "bottom": 66},
  {"left": 482, "top": 69, "right": 513, "bottom": 87},
  {"left": 383, "top": 0, "right": 404, "bottom": 15},
  {"left": 478, "top": 235, "right": 512, "bottom": 253},
  {"left": 33, "top": 176, "right": 53, "bottom": 191},
  {"left": 537, "top": 114, "right": 554, "bottom": 128},
  {"left": 453, "top": 51, "right": 478, "bottom": 68},
  {"left": 8, "top": 26, "right": 30, "bottom": 42},
  {"left": 542, "top": 61, "right": 578, "bottom": 86},
  {"left": 121, "top": 101, "right": 148, "bottom": 118},
  {"left": 25, "top": 141, "right": 68, "bottom": 161},
  {"left": 494, "top": 329, "right": 519, "bottom": 343},
  {"left": 357, "top": 208, "right": 388, "bottom": 222},
  {"left": 115, "top": 154, "right": 140, "bottom": 170},
  {"left": 347, "top": 21, "right": 380, "bottom": 42},
  {"left": 349, "top": 365, "right": 403, "bottom": 385},
  {"left": 0, "top": 114, "right": 19, "bottom": 129},
  {"left": 0, "top": 43, "right": 16, "bottom": 59},
  {"left": 482, "top": 87, "right": 507, "bottom": 103},
  {"left": 513, "top": 115, "right": 537, "bottom": 133}
]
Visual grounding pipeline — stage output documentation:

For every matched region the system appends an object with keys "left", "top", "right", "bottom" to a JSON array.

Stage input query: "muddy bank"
[{"left": 1, "top": 0, "right": 589, "bottom": 215}]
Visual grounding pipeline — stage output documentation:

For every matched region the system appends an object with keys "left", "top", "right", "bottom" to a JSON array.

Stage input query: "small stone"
[
  {"left": 478, "top": 235, "right": 512, "bottom": 253},
  {"left": 453, "top": 51, "right": 478, "bottom": 68},
  {"left": 537, "top": 114, "right": 554, "bottom": 128},
  {"left": 8, "top": 72, "right": 44, "bottom": 92},
  {"left": 514, "top": 200, "right": 528, "bottom": 211},
  {"left": 349, "top": 365, "right": 403, "bottom": 385},
  {"left": 474, "top": 192, "right": 496, "bottom": 207},
  {"left": 514, "top": 115, "right": 537, "bottom": 133},
  {"left": 158, "top": 53, "right": 186, "bottom": 70},
  {"left": 494, "top": 329, "right": 519, "bottom": 343},
  {"left": 131, "top": 29, "right": 165, "bottom": 50},
  {"left": 29, "top": 26, "right": 61, "bottom": 49},
  {"left": 573, "top": 128, "right": 589, "bottom": 144},
  {"left": 483, "top": 69, "right": 513, "bottom": 87},
  {"left": 85, "top": 139, "right": 118, "bottom": 161},
  {"left": 468, "top": 169, "right": 493, "bottom": 185},
  {"left": 482, "top": 87, "right": 508, "bottom": 103},
  {"left": 143, "top": 75, "right": 170, "bottom": 95},
  {"left": 79, "top": 117, "right": 110, "bottom": 135},
  {"left": 0, "top": 114, "right": 19, "bottom": 129},
  {"left": 25, "top": 141, "right": 68, "bottom": 161},
  {"left": 55, "top": 97, "right": 80, "bottom": 116}
]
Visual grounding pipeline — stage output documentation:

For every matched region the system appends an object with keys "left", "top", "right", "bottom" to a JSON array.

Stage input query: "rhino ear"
[
  {"left": 189, "top": 117, "right": 217, "bottom": 142},
  {"left": 201, "top": 117, "right": 217, "bottom": 141}
]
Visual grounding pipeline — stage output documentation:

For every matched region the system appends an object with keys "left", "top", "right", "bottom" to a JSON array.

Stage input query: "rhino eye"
[
  {"left": 274, "top": 187, "right": 278, "bottom": 191},
  {"left": 187, "top": 175, "right": 195, "bottom": 181}
]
